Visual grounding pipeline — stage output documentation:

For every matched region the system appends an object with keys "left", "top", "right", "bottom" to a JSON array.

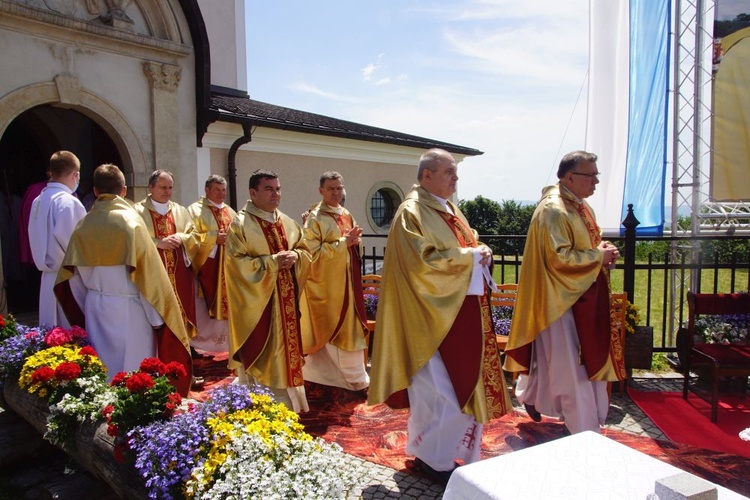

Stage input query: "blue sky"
[
  {"left": 244, "top": 1, "right": 750, "bottom": 204},
  {"left": 245, "top": 1, "right": 591, "bottom": 203}
]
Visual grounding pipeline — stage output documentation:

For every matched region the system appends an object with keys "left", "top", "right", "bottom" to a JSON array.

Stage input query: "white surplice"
[
  {"left": 28, "top": 183, "right": 86, "bottom": 328},
  {"left": 71, "top": 266, "right": 163, "bottom": 379},
  {"left": 514, "top": 308, "right": 609, "bottom": 434}
]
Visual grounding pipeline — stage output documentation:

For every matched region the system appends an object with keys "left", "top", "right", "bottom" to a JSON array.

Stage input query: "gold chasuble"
[
  {"left": 367, "top": 186, "right": 511, "bottom": 424},
  {"left": 187, "top": 198, "right": 237, "bottom": 320},
  {"left": 225, "top": 201, "right": 311, "bottom": 389},
  {"left": 300, "top": 202, "right": 367, "bottom": 354},
  {"left": 135, "top": 197, "right": 199, "bottom": 339},
  {"left": 54, "top": 194, "right": 192, "bottom": 394},
  {"left": 503, "top": 184, "right": 625, "bottom": 382}
]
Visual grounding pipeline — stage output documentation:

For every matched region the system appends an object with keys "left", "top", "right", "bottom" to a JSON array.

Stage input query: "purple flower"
[
  {"left": 491, "top": 305, "right": 513, "bottom": 336},
  {"left": 0, "top": 326, "right": 47, "bottom": 380},
  {"left": 129, "top": 413, "right": 210, "bottom": 499},
  {"left": 128, "top": 383, "right": 273, "bottom": 499},
  {"left": 364, "top": 294, "right": 378, "bottom": 320}
]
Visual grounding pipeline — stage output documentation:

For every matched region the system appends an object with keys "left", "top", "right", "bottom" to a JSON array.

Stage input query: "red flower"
[
  {"left": 110, "top": 372, "right": 128, "bottom": 386},
  {"left": 163, "top": 361, "right": 187, "bottom": 380},
  {"left": 107, "top": 423, "right": 120, "bottom": 437},
  {"left": 102, "top": 405, "right": 114, "bottom": 418},
  {"left": 139, "top": 357, "right": 165, "bottom": 376},
  {"left": 31, "top": 366, "right": 55, "bottom": 384},
  {"left": 78, "top": 345, "right": 98, "bottom": 357},
  {"left": 163, "top": 391, "right": 182, "bottom": 416},
  {"left": 70, "top": 325, "right": 87, "bottom": 339},
  {"left": 0, "top": 315, "right": 5, "bottom": 327},
  {"left": 54, "top": 362, "right": 82, "bottom": 381},
  {"left": 125, "top": 372, "right": 155, "bottom": 392}
]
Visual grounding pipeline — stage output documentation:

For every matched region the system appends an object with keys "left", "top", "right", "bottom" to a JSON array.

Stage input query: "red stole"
[
  {"left": 237, "top": 216, "right": 304, "bottom": 387},
  {"left": 148, "top": 210, "right": 196, "bottom": 395},
  {"left": 148, "top": 210, "right": 196, "bottom": 328},
  {"left": 385, "top": 209, "right": 508, "bottom": 418},
  {"left": 566, "top": 200, "right": 626, "bottom": 381},
  {"left": 326, "top": 211, "right": 367, "bottom": 335},
  {"left": 197, "top": 205, "right": 232, "bottom": 320}
]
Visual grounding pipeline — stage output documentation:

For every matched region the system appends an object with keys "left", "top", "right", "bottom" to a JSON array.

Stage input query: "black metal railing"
[{"left": 361, "top": 222, "right": 750, "bottom": 352}]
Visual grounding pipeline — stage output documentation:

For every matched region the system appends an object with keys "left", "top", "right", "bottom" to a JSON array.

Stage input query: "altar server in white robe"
[
  {"left": 28, "top": 151, "right": 86, "bottom": 328},
  {"left": 54, "top": 164, "right": 192, "bottom": 391}
]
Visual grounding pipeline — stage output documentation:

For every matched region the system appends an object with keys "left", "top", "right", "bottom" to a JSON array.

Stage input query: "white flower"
[
  {"left": 185, "top": 433, "right": 364, "bottom": 499},
  {"left": 740, "top": 428, "right": 750, "bottom": 442}
]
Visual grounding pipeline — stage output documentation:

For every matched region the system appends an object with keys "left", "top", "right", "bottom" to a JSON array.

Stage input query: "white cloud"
[
  {"left": 361, "top": 63, "right": 377, "bottom": 81},
  {"left": 374, "top": 77, "right": 391, "bottom": 86},
  {"left": 287, "top": 82, "right": 359, "bottom": 103}
]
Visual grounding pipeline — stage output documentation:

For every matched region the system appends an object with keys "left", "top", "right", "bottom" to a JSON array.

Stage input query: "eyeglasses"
[{"left": 570, "top": 172, "right": 600, "bottom": 179}]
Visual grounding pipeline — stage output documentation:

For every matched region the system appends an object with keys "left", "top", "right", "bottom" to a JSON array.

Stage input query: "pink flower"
[
  {"left": 31, "top": 366, "right": 55, "bottom": 384},
  {"left": 54, "top": 362, "right": 82, "bottom": 381},
  {"left": 25, "top": 330, "right": 40, "bottom": 340},
  {"left": 44, "top": 326, "right": 73, "bottom": 346},
  {"left": 125, "top": 372, "right": 155, "bottom": 393}
]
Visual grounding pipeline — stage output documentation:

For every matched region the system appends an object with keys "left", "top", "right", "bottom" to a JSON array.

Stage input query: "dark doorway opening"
[{"left": 0, "top": 106, "right": 122, "bottom": 315}]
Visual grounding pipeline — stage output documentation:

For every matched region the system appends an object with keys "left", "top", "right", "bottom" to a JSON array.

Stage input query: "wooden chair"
[
  {"left": 609, "top": 292, "right": 628, "bottom": 396},
  {"left": 361, "top": 274, "right": 381, "bottom": 363},
  {"left": 683, "top": 291, "right": 750, "bottom": 422},
  {"left": 490, "top": 284, "right": 518, "bottom": 353}
]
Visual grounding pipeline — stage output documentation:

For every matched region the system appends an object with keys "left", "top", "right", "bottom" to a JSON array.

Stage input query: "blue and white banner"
[{"left": 586, "top": 0, "right": 670, "bottom": 235}]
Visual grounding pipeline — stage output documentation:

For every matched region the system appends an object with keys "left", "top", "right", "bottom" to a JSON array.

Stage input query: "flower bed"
[{"left": 0, "top": 316, "right": 363, "bottom": 499}]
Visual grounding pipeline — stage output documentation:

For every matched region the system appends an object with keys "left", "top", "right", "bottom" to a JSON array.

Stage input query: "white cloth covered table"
[{"left": 444, "top": 431, "right": 745, "bottom": 499}]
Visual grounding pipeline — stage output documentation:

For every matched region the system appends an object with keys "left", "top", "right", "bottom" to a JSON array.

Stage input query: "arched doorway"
[{"left": 0, "top": 106, "right": 122, "bottom": 314}]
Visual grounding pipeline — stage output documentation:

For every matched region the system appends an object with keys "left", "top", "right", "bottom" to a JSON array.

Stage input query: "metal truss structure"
[
  {"left": 666, "top": 0, "right": 750, "bottom": 341},
  {"left": 671, "top": 0, "right": 750, "bottom": 237}
]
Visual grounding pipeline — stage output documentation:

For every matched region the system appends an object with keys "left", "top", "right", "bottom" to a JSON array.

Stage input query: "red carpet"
[
  {"left": 186, "top": 356, "right": 750, "bottom": 496},
  {"left": 628, "top": 389, "right": 750, "bottom": 458},
  {"left": 299, "top": 382, "right": 750, "bottom": 497}
]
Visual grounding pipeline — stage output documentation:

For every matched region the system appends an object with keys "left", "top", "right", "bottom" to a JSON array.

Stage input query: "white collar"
[{"left": 151, "top": 199, "right": 170, "bottom": 216}]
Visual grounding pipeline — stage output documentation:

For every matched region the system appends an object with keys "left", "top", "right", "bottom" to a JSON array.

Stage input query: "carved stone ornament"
[{"left": 143, "top": 62, "right": 182, "bottom": 92}]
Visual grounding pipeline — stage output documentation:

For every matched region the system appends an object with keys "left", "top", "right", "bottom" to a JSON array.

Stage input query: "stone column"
[{"left": 142, "top": 61, "right": 181, "bottom": 175}]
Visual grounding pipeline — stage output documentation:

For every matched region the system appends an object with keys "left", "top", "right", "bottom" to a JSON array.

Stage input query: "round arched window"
[{"left": 366, "top": 183, "right": 403, "bottom": 234}]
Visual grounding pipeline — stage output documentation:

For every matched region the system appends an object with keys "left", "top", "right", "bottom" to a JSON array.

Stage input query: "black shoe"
[
  {"left": 414, "top": 458, "right": 455, "bottom": 486},
  {"left": 191, "top": 346, "right": 207, "bottom": 359},
  {"left": 524, "top": 403, "right": 542, "bottom": 422}
]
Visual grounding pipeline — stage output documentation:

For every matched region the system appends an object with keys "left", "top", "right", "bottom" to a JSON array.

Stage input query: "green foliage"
[
  {"left": 459, "top": 196, "right": 535, "bottom": 255},
  {"left": 458, "top": 195, "right": 501, "bottom": 235},
  {"left": 649, "top": 353, "right": 672, "bottom": 373}
]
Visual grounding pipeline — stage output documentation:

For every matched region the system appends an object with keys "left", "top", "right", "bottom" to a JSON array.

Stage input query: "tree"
[{"left": 459, "top": 196, "right": 535, "bottom": 255}]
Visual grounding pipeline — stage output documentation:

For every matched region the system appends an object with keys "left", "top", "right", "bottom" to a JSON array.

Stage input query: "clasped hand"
[
  {"left": 275, "top": 250, "right": 298, "bottom": 270},
  {"left": 157, "top": 234, "right": 182, "bottom": 250},
  {"left": 344, "top": 226, "right": 363, "bottom": 247},
  {"left": 598, "top": 240, "right": 620, "bottom": 267},
  {"left": 478, "top": 246, "right": 493, "bottom": 266}
]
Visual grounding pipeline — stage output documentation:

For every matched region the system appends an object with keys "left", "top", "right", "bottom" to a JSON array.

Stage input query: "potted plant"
[{"left": 624, "top": 302, "right": 654, "bottom": 370}]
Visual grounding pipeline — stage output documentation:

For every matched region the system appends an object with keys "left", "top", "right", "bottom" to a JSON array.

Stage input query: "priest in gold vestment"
[
  {"left": 187, "top": 175, "right": 236, "bottom": 353},
  {"left": 54, "top": 164, "right": 192, "bottom": 395},
  {"left": 135, "top": 171, "right": 200, "bottom": 385},
  {"left": 300, "top": 172, "right": 369, "bottom": 391},
  {"left": 225, "top": 169, "right": 312, "bottom": 413},
  {"left": 368, "top": 149, "right": 511, "bottom": 485},
  {"left": 503, "top": 150, "right": 623, "bottom": 434}
]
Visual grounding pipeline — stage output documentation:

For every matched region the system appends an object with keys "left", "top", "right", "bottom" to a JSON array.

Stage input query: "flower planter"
[
  {"left": 625, "top": 326, "right": 653, "bottom": 370},
  {"left": 2, "top": 379, "right": 149, "bottom": 499}
]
